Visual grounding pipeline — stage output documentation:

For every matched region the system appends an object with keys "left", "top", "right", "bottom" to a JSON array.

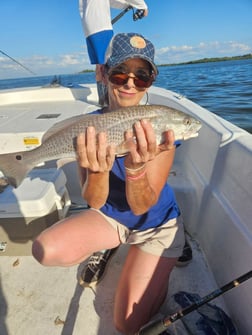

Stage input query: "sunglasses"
[{"left": 108, "top": 72, "right": 155, "bottom": 88}]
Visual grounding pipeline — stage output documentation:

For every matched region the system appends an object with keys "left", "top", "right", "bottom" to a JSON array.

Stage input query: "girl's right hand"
[{"left": 76, "top": 127, "right": 115, "bottom": 172}]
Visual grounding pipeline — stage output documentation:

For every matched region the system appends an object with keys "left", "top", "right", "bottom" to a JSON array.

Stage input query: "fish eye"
[
  {"left": 183, "top": 117, "right": 192, "bottom": 125},
  {"left": 16, "top": 155, "right": 22, "bottom": 161}
]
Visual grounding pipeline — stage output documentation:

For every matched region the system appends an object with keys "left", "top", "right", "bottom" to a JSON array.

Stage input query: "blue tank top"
[{"left": 90, "top": 109, "right": 180, "bottom": 231}]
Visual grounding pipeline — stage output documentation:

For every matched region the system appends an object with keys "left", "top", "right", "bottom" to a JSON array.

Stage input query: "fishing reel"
[{"left": 133, "top": 9, "right": 145, "bottom": 21}]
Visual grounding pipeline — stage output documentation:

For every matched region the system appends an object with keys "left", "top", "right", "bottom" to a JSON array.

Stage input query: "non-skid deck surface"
[{"left": 0, "top": 237, "right": 227, "bottom": 335}]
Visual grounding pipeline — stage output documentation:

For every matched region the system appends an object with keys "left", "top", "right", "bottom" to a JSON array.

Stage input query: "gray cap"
[{"left": 105, "top": 33, "right": 158, "bottom": 75}]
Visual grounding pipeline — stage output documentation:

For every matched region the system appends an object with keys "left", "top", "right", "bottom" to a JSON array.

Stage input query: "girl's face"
[{"left": 104, "top": 58, "right": 154, "bottom": 110}]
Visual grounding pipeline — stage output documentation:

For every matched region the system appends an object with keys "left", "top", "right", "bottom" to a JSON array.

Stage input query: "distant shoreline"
[
  {"left": 158, "top": 53, "right": 252, "bottom": 67},
  {"left": 79, "top": 53, "right": 252, "bottom": 73}
]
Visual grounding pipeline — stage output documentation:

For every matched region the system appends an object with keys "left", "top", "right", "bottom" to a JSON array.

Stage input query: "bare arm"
[
  {"left": 110, "top": 0, "right": 148, "bottom": 11},
  {"left": 124, "top": 120, "right": 176, "bottom": 215},
  {"left": 76, "top": 122, "right": 175, "bottom": 214}
]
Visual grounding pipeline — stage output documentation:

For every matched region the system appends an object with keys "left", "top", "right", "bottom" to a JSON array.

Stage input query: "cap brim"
[{"left": 110, "top": 55, "right": 158, "bottom": 75}]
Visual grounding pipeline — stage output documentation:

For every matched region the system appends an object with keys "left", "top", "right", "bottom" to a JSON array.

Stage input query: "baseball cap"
[{"left": 105, "top": 33, "right": 158, "bottom": 75}]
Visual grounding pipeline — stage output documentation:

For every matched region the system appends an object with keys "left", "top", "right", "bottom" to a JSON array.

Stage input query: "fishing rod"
[
  {"left": 137, "top": 270, "right": 252, "bottom": 335},
  {"left": 0, "top": 49, "right": 36, "bottom": 75},
  {"left": 111, "top": 5, "right": 145, "bottom": 25},
  {"left": 111, "top": 5, "right": 133, "bottom": 24}
]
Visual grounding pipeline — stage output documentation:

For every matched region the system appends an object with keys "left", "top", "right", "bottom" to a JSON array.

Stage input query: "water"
[
  {"left": 0, "top": 59, "right": 251, "bottom": 133},
  {"left": 156, "top": 59, "right": 252, "bottom": 133}
]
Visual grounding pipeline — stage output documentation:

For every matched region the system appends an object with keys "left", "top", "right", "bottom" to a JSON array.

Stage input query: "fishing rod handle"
[
  {"left": 111, "top": 5, "right": 132, "bottom": 24},
  {"left": 137, "top": 318, "right": 167, "bottom": 335}
]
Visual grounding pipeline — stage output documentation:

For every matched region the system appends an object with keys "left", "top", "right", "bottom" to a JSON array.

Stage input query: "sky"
[{"left": 0, "top": 0, "right": 252, "bottom": 79}]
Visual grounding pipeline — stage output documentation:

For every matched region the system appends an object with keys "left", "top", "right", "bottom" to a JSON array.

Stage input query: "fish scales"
[
  {"left": 0, "top": 105, "right": 201, "bottom": 187},
  {"left": 35, "top": 106, "right": 168, "bottom": 159},
  {"left": 34, "top": 108, "right": 158, "bottom": 159}
]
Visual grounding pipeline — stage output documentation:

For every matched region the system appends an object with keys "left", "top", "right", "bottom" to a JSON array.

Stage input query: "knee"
[
  {"left": 114, "top": 320, "right": 138, "bottom": 335},
  {"left": 113, "top": 299, "right": 164, "bottom": 334},
  {"left": 32, "top": 234, "right": 58, "bottom": 266},
  {"left": 32, "top": 238, "right": 44, "bottom": 264},
  {"left": 114, "top": 313, "right": 144, "bottom": 335}
]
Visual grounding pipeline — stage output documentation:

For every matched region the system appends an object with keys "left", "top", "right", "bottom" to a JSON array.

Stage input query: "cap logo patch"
[{"left": 130, "top": 36, "right": 146, "bottom": 49}]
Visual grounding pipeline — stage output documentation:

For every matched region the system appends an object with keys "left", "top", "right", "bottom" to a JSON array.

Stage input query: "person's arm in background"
[
  {"left": 111, "top": 0, "right": 148, "bottom": 11},
  {"left": 79, "top": 0, "right": 149, "bottom": 65},
  {"left": 79, "top": 0, "right": 113, "bottom": 65}
]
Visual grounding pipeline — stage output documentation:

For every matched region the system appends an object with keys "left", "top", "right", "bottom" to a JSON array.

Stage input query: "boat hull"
[{"left": 0, "top": 84, "right": 251, "bottom": 334}]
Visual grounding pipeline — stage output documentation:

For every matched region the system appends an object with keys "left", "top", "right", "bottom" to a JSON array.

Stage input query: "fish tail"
[{"left": 0, "top": 151, "right": 33, "bottom": 188}]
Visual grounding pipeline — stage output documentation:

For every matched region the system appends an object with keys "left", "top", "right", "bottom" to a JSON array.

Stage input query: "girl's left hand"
[
  {"left": 124, "top": 119, "right": 157, "bottom": 166},
  {"left": 157, "top": 129, "right": 176, "bottom": 153},
  {"left": 124, "top": 120, "right": 175, "bottom": 167}
]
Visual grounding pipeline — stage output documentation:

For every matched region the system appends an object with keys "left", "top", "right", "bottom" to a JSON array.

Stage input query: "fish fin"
[
  {"left": 115, "top": 138, "right": 136, "bottom": 156},
  {"left": 182, "top": 132, "right": 199, "bottom": 140},
  {"left": 42, "top": 114, "right": 96, "bottom": 143},
  {"left": 0, "top": 152, "right": 33, "bottom": 188},
  {"left": 56, "top": 157, "right": 76, "bottom": 168}
]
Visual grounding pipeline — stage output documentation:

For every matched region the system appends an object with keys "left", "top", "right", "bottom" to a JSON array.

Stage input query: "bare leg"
[
  {"left": 114, "top": 245, "right": 177, "bottom": 335},
  {"left": 32, "top": 209, "right": 120, "bottom": 266}
]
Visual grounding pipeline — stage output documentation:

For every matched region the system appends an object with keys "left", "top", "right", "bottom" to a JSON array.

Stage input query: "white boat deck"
[{"left": 0, "top": 232, "right": 228, "bottom": 335}]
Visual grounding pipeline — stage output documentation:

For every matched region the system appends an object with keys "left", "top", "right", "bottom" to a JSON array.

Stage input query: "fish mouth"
[
  {"left": 7, "top": 177, "right": 18, "bottom": 188},
  {"left": 184, "top": 132, "right": 199, "bottom": 140}
]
